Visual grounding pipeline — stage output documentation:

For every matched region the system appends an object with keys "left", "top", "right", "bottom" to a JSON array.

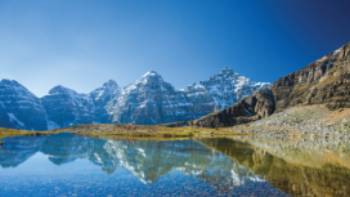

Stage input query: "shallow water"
[{"left": 0, "top": 133, "right": 349, "bottom": 197}]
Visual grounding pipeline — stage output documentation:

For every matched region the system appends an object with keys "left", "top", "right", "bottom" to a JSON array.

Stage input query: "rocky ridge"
[{"left": 194, "top": 42, "right": 350, "bottom": 128}]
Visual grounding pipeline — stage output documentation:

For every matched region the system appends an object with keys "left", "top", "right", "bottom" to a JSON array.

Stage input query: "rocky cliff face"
[
  {"left": 194, "top": 42, "right": 350, "bottom": 127},
  {"left": 273, "top": 42, "right": 350, "bottom": 111},
  {"left": 193, "top": 88, "right": 275, "bottom": 127},
  {"left": 0, "top": 80, "right": 48, "bottom": 130}
]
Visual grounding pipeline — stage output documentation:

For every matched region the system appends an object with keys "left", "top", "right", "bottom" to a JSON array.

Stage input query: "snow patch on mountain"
[{"left": 8, "top": 113, "right": 25, "bottom": 128}]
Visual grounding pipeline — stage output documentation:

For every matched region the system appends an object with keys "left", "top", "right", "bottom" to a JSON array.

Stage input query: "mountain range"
[{"left": 0, "top": 68, "right": 269, "bottom": 130}]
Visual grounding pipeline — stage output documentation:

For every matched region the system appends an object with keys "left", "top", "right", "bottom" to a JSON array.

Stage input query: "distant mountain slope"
[
  {"left": 184, "top": 68, "right": 269, "bottom": 111},
  {"left": 183, "top": 68, "right": 269, "bottom": 119},
  {"left": 41, "top": 86, "right": 95, "bottom": 129},
  {"left": 0, "top": 79, "right": 47, "bottom": 130},
  {"left": 90, "top": 80, "right": 121, "bottom": 123},
  {"left": 109, "top": 71, "right": 193, "bottom": 124},
  {"left": 108, "top": 69, "right": 268, "bottom": 124},
  {"left": 194, "top": 42, "right": 350, "bottom": 127}
]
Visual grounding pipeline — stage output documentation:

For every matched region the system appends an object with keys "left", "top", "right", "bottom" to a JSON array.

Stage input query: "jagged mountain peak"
[
  {"left": 208, "top": 67, "right": 249, "bottom": 84},
  {"left": 1, "top": 79, "right": 22, "bottom": 86},
  {"left": 184, "top": 67, "right": 270, "bottom": 110},
  {"left": 48, "top": 85, "right": 79, "bottom": 95},
  {"left": 102, "top": 79, "right": 119, "bottom": 88},
  {"left": 0, "top": 79, "right": 36, "bottom": 97},
  {"left": 124, "top": 70, "right": 171, "bottom": 93},
  {"left": 89, "top": 80, "right": 121, "bottom": 123},
  {"left": 139, "top": 70, "right": 164, "bottom": 84},
  {"left": 218, "top": 67, "right": 239, "bottom": 76},
  {"left": 142, "top": 70, "right": 161, "bottom": 78},
  {"left": 110, "top": 70, "right": 190, "bottom": 124},
  {"left": 90, "top": 80, "right": 120, "bottom": 101}
]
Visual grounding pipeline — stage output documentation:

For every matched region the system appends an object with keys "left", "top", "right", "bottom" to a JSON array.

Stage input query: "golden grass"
[
  {"left": 55, "top": 124, "right": 244, "bottom": 139},
  {"left": 0, "top": 124, "right": 245, "bottom": 140}
]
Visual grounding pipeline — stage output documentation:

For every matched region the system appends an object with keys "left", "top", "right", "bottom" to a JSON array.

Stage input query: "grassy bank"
[
  {"left": 0, "top": 124, "right": 243, "bottom": 140},
  {"left": 0, "top": 128, "right": 59, "bottom": 139},
  {"left": 55, "top": 124, "right": 242, "bottom": 139}
]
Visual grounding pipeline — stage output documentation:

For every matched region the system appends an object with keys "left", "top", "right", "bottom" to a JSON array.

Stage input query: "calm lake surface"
[{"left": 0, "top": 133, "right": 349, "bottom": 197}]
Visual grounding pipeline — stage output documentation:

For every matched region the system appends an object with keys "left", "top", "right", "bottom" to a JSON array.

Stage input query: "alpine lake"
[{"left": 0, "top": 132, "right": 349, "bottom": 197}]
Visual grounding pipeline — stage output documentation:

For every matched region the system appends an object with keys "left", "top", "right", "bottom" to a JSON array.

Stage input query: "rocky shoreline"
[{"left": 232, "top": 105, "right": 350, "bottom": 136}]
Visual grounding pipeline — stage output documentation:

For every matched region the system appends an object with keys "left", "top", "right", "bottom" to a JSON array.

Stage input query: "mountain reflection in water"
[{"left": 0, "top": 133, "right": 349, "bottom": 197}]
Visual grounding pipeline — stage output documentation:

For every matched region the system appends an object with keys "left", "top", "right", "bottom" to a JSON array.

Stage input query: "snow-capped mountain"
[
  {"left": 109, "top": 71, "right": 193, "bottom": 124},
  {"left": 184, "top": 67, "right": 270, "bottom": 113},
  {"left": 0, "top": 79, "right": 48, "bottom": 130},
  {"left": 41, "top": 85, "right": 95, "bottom": 129},
  {"left": 0, "top": 68, "right": 269, "bottom": 129},
  {"left": 106, "top": 69, "right": 269, "bottom": 125},
  {"left": 90, "top": 80, "right": 121, "bottom": 123}
]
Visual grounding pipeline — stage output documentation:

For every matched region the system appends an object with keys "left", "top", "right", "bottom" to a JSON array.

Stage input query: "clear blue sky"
[{"left": 1, "top": 0, "right": 349, "bottom": 96}]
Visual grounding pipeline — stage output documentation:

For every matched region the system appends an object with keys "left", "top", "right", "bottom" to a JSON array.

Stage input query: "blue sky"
[{"left": 1, "top": 0, "right": 349, "bottom": 96}]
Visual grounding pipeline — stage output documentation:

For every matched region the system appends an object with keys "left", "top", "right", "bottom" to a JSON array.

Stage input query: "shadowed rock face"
[
  {"left": 193, "top": 88, "right": 275, "bottom": 127},
  {"left": 194, "top": 42, "right": 350, "bottom": 127}
]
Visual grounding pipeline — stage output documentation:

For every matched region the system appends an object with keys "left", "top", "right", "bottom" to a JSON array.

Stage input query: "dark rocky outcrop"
[
  {"left": 194, "top": 42, "right": 350, "bottom": 127},
  {"left": 193, "top": 88, "right": 275, "bottom": 127}
]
